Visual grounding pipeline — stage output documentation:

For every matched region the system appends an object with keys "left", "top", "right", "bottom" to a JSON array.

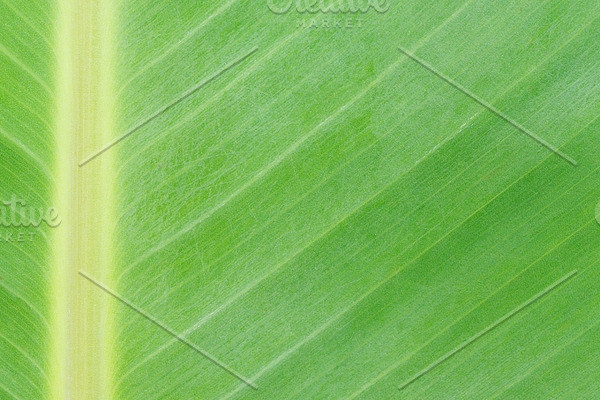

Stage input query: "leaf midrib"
[{"left": 49, "top": 0, "right": 117, "bottom": 399}]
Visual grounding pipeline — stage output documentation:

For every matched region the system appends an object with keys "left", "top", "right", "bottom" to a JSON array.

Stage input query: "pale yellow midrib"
[{"left": 50, "top": 0, "right": 116, "bottom": 399}]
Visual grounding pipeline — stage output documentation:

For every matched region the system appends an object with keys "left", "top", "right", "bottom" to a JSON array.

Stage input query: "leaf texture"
[{"left": 1, "top": 0, "right": 600, "bottom": 399}]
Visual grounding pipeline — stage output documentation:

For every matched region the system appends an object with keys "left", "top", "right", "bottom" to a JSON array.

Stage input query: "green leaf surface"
[{"left": 1, "top": 0, "right": 600, "bottom": 399}]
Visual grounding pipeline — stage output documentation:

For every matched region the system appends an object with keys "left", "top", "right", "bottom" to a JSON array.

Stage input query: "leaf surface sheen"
[{"left": 1, "top": 0, "right": 600, "bottom": 399}]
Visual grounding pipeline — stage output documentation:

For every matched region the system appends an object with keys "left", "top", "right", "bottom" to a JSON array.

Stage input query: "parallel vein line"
[
  {"left": 118, "top": 0, "right": 477, "bottom": 168},
  {"left": 0, "top": 0, "right": 52, "bottom": 47},
  {"left": 116, "top": 0, "right": 596, "bottom": 390},
  {"left": 0, "top": 125, "right": 53, "bottom": 180},
  {"left": 79, "top": 46, "right": 258, "bottom": 167},
  {"left": 117, "top": 114, "right": 464, "bottom": 382},
  {"left": 0, "top": 86, "right": 52, "bottom": 130},
  {"left": 0, "top": 333, "right": 48, "bottom": 382},
  {"left": 346, "top": 217, "right": 595, "bottom": 399},
  {"left": 225, "top": 8, "right": 597, "bottom": 394},
  {"left": 230, "top": 108, "right": 600, "bottom": 398},
  {"left": 117, "top": 72, "right": 471, "bottom": 382},
  {"left": 0, "top": 42, "right": 51, "bottom": 93},
  {"left": 135, "top": 68, "right": 600, "bottom": 391},
  {"left": 116, "top": 56, "right": 403, "bottom": 282},
  {"left": 488, "top": 312, "right": 600, "bottom": 399},
  {"left": 114, "top": 47, "right": 345, "bottom": 221},
  {"left": 122, "top": 55, "right": 470, "bottom": 305},
  {"left": 79, "top": 272, "right": 257, "bottom": 390},
  {"left": 0, "top": 383, "right": 25, "bottom": 400},
  {"left": 399, "top": 47, "right": 577, "bottom": 166},
  {"left": 229, "top": 112, "right": 590, "bottom": 399},
  {"left": 132, "top": 0, "right": 596, "bottom": 311},
  {"left": 410, "top": 259, "right": 600, "bottom": 400},
  {"left": 398, "top": 270, "right": 578, "bottom": 391},
  {"left": 116, "top": 17, "right": 322, "bottom": 172},
  {"left": 120, "top": 2, "right": 597, "bottom": 280},
  {"left": 0, "top": 282, "right": 50, "bottom": 329},
  {"left": 118, "top": 1, "right": 554, "bottom": 378},
  {"left": 117, "top": 0, "right": 242, "bottom": 93}
]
